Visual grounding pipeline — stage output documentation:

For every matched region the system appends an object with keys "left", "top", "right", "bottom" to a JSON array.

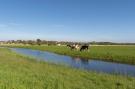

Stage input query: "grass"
[
  {"left": 2, "top": 44, "right": 135, "bottom": 65},
  {"left": 0, "top": 48, "right": 135, "bottom": 89}
]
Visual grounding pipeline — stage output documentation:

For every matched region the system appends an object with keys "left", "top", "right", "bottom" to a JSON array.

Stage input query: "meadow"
[
  {"left": 3, "top": 44, "right": 135, "bottom": 65},
  {"left": 0, "top": 47, "right": 135, "bottom": 89}
]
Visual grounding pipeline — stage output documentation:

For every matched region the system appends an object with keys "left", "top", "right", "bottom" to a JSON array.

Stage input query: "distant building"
[
  {"left": 57, "top": 44, "right": 61, "bottom": 46},
  {"left": 0, "top": 41, "right": 5, "bottom": 44}
]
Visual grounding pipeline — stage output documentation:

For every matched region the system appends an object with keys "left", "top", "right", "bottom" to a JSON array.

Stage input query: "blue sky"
[{"left": 0, "top": 0, "right": 135, "bottom": 42}]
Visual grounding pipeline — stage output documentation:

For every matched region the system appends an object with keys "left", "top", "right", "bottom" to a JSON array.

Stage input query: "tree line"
[{"left": 0, "top": 39, "right": 135, "bottom": 45}]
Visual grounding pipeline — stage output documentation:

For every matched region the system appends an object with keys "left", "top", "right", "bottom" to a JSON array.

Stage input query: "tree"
[{"left": 36, "top": 39, "right": 42, "bottom": 45}]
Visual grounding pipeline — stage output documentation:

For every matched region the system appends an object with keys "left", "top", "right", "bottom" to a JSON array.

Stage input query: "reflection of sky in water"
[{"left": 11, "top": 48, "right": 135, "bottom": 77}]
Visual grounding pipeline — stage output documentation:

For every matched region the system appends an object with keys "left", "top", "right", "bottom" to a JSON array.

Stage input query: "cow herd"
[{"left": 67, "top": 44, "right": 89, "bottom": 51}]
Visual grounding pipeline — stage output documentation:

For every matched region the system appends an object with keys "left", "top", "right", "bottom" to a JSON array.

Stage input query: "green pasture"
[{"left": 0, "top": 48, "right": 134, "bottom": 89}]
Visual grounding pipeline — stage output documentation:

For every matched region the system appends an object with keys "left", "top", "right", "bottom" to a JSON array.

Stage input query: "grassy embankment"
[
  {"left": 3, "top": 44, "right": 135, "bottom": 65},
  {"left": 0, "top": 48, "right": 135, "bottom": 89}
]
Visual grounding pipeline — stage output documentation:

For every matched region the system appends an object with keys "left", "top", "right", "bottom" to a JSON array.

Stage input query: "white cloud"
[
  {"left": 9, "top": 23, "right": 22, "bottom": 26},
  {"left": 52, "top": 24, "right": 64, "bottom": 27},
  {"left": 0, "top": 24, "right": 8, "bottom": 27},
  {"left": 0, "top": 23, "right": 23, "bottom": 28}
]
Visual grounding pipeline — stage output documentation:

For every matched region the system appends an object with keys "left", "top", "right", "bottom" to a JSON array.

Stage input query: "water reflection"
[{"left": 10, "top": 48, "right": 135, "bottom": 77}]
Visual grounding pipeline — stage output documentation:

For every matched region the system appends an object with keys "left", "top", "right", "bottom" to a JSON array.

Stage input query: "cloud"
[
  {"left": 0, "top": 24, "right": 8, "bottom": 27},
  {"left": 9, "top": 23, "right": 22, "bottom": 26},
  {"left": 52, "top": 24, "right": 64, "bottom": 27},
  {"left": 0, "top": 23, "right": 22, "bottom": 28}
]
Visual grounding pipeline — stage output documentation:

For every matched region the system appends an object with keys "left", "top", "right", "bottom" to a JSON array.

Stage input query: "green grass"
[
  {"left": 3, "top": 44, "right": 135, "bottom": 65},
  {"left": 0, "top": 48, "right": 135, "bottom": 89}
]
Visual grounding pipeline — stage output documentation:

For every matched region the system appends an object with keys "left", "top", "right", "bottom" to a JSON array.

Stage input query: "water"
[{"left": 11, "top": 48, "right": 135, "bottom": 77}]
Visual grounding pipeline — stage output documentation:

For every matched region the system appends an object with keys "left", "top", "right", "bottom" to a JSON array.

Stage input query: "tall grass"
[{"left": 0, "top": 48, "right": 135, "bottom": 89}]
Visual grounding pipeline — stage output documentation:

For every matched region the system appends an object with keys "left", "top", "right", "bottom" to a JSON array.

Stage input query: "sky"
[{"left": 0, "top": 0, "right": 135, "bottom": 42}]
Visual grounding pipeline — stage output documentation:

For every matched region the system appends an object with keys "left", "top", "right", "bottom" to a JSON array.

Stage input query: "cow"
[
  {"left": 80, "top": 45, "right": 89, "bottom": 51},
  {"left": 67, "top": 44, "right": 80, "bottom": 50},
  {"left": 67, "top": 44, "right": 90, "bottom": 51}
]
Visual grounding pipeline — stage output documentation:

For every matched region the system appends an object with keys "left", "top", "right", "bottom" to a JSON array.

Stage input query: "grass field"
[
  {"left": 2, "top": 44, "right": 135, "bottom": 65},
  {"left": 0, "top": 47, "right": 135, "bottom": 89}
]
